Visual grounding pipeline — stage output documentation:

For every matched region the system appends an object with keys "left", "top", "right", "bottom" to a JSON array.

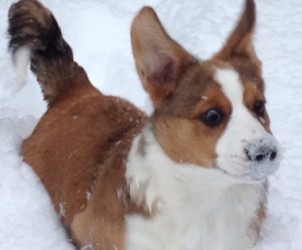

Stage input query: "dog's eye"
[
  {"left": 254, "top": 101, "right": 265, "bottom": 117},
  {"left": 201, "top": 109, "right": 224, "bottom": 127}
]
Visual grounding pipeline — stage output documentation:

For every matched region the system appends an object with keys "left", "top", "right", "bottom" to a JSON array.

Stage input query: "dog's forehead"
[
  {"left": 192, "top": 60, "right": 263, "bottom": 99},
  {"left": 178, "top": 62, "right": 245, "bottom": 98},
  {"left": 161, "top": 60, "right": 263, "bottom": 118},
  {"left": 214, "top": 67, "right": 243, "bottom": 104},
  {"left": 162, "top": 63, "right": 218, "bottom": 115},
  {"left": 179, "top": 60, "right": 256, "bottom": 94}
]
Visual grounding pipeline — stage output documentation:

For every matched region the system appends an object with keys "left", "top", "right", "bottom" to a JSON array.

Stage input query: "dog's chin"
[{"left": 214, "top": 159, "right": 280, "bottom": 184}]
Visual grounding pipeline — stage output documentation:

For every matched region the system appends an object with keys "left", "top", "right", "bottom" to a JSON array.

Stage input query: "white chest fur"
[{"left": 125, "top": 129, "right": 266, "bottom": 250}]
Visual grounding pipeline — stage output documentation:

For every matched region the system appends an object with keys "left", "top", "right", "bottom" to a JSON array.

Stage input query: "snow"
[{"left": 0, "top": 0, "right": 301, "bottom": 249}]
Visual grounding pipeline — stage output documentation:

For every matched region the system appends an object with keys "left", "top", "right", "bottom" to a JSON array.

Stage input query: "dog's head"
[{"left": 131, "top": 0, "right": 279, "bottom": 182}]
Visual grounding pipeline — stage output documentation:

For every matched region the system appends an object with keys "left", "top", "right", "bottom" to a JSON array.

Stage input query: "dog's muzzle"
[{"left": 215, "top": 134, "right": 280, "bottom": 183}]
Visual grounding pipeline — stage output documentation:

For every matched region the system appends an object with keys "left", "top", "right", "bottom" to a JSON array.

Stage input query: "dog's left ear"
[
  {"left": 215, "top": 0, "right": 261, "bottom": 71},
  {"left": 131, "top": 7, "right": 195, "bottom": 109}
]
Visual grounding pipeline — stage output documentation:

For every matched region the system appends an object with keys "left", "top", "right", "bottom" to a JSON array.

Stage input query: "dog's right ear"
[
  {"left": 131, "top": 7, "right": 195, "bottom": 109},
  {"left": 214, "top": 0, "right": 261, "bottom": 72}
]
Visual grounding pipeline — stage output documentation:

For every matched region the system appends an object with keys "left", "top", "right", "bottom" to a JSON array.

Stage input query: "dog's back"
[{"left": 9, "top": 0, "right": 146, "bottom": 248}]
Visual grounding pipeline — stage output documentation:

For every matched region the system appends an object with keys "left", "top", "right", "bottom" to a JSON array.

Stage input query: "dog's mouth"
[
  {"left": 214, "top": 137, "right": 281, "bottom": 183},
  {"left": 214, "top": 157, "right": 280, "bottom": 183}
]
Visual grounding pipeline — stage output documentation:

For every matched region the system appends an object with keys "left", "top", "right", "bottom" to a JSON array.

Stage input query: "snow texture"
[{"left": 0, "top": 0, "right": 301, "bottom": 249}]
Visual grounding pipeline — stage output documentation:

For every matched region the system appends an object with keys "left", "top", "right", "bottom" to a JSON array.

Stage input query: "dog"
[{"left": 8, "top": 0, "right": 279, "bottom": 249}]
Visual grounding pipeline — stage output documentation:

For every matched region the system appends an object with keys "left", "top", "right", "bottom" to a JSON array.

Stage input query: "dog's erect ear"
[
  {"left": 131, "top": 7, "right": 195, "bottom": 109},
  {"left": 215, "top": 0, "right": 261, "bottom": 69}
]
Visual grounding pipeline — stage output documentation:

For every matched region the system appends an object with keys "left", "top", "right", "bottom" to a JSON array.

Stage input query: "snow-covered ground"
[{"left": 0, "top": 0, "right": 301, "bottom": 249}]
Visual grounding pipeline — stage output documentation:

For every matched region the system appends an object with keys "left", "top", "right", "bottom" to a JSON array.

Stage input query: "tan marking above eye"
[
  {"left": 244, "top": 82, "right": 265, "bottom": 109},
  {"left": 192, "top": 83, "right": 232, "bottom": 119},
  {"left": 243, "top": 82, "right": 271, "bottom": 132}
]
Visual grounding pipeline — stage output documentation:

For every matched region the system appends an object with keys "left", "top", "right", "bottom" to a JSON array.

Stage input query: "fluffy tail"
[{"left": 8, "top": 0, "right": 88, "bottom": 104}]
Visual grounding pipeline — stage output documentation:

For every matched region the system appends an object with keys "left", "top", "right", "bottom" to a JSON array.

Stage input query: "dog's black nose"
[{"left": 245, "top": 139, "right": 278, "bottom": 162}]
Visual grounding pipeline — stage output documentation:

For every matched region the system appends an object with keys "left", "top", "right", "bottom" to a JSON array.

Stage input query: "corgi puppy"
[{"left": 8, "top": 0, "right": 279, "bottom": 249}]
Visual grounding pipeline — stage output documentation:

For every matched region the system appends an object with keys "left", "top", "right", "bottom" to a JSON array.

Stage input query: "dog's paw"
[{"left": 8, "top": 0, "right": 58, "bottom": 52}]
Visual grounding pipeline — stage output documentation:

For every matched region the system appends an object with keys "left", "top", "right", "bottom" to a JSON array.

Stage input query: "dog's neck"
[{"left": 126, "top": 125, "right": 266, "bottom": 249}]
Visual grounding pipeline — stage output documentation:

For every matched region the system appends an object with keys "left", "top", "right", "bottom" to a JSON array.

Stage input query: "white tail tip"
[{"left": 13, "top": 46, "right": 31, "bottom": 93}]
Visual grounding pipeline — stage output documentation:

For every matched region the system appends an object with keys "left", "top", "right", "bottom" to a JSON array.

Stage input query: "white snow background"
[{"left": 0, "top": 0, "right": 301, "bottom": 249}]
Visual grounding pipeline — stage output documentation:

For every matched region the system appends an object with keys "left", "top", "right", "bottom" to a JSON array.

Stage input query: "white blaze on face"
[{"left": 214, "top": 68, "right": 279, "bottom": 182}]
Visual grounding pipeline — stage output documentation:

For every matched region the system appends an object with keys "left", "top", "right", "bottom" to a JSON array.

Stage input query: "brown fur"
[
  {"left": 9, "top": 1, "right": 147, "bottom": 249},
  {"left": 8, "top": 0, "right": 270, "bottom": 249},
  {"left": 22, "top": 68, "right": 147, "bottom": 249}
]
